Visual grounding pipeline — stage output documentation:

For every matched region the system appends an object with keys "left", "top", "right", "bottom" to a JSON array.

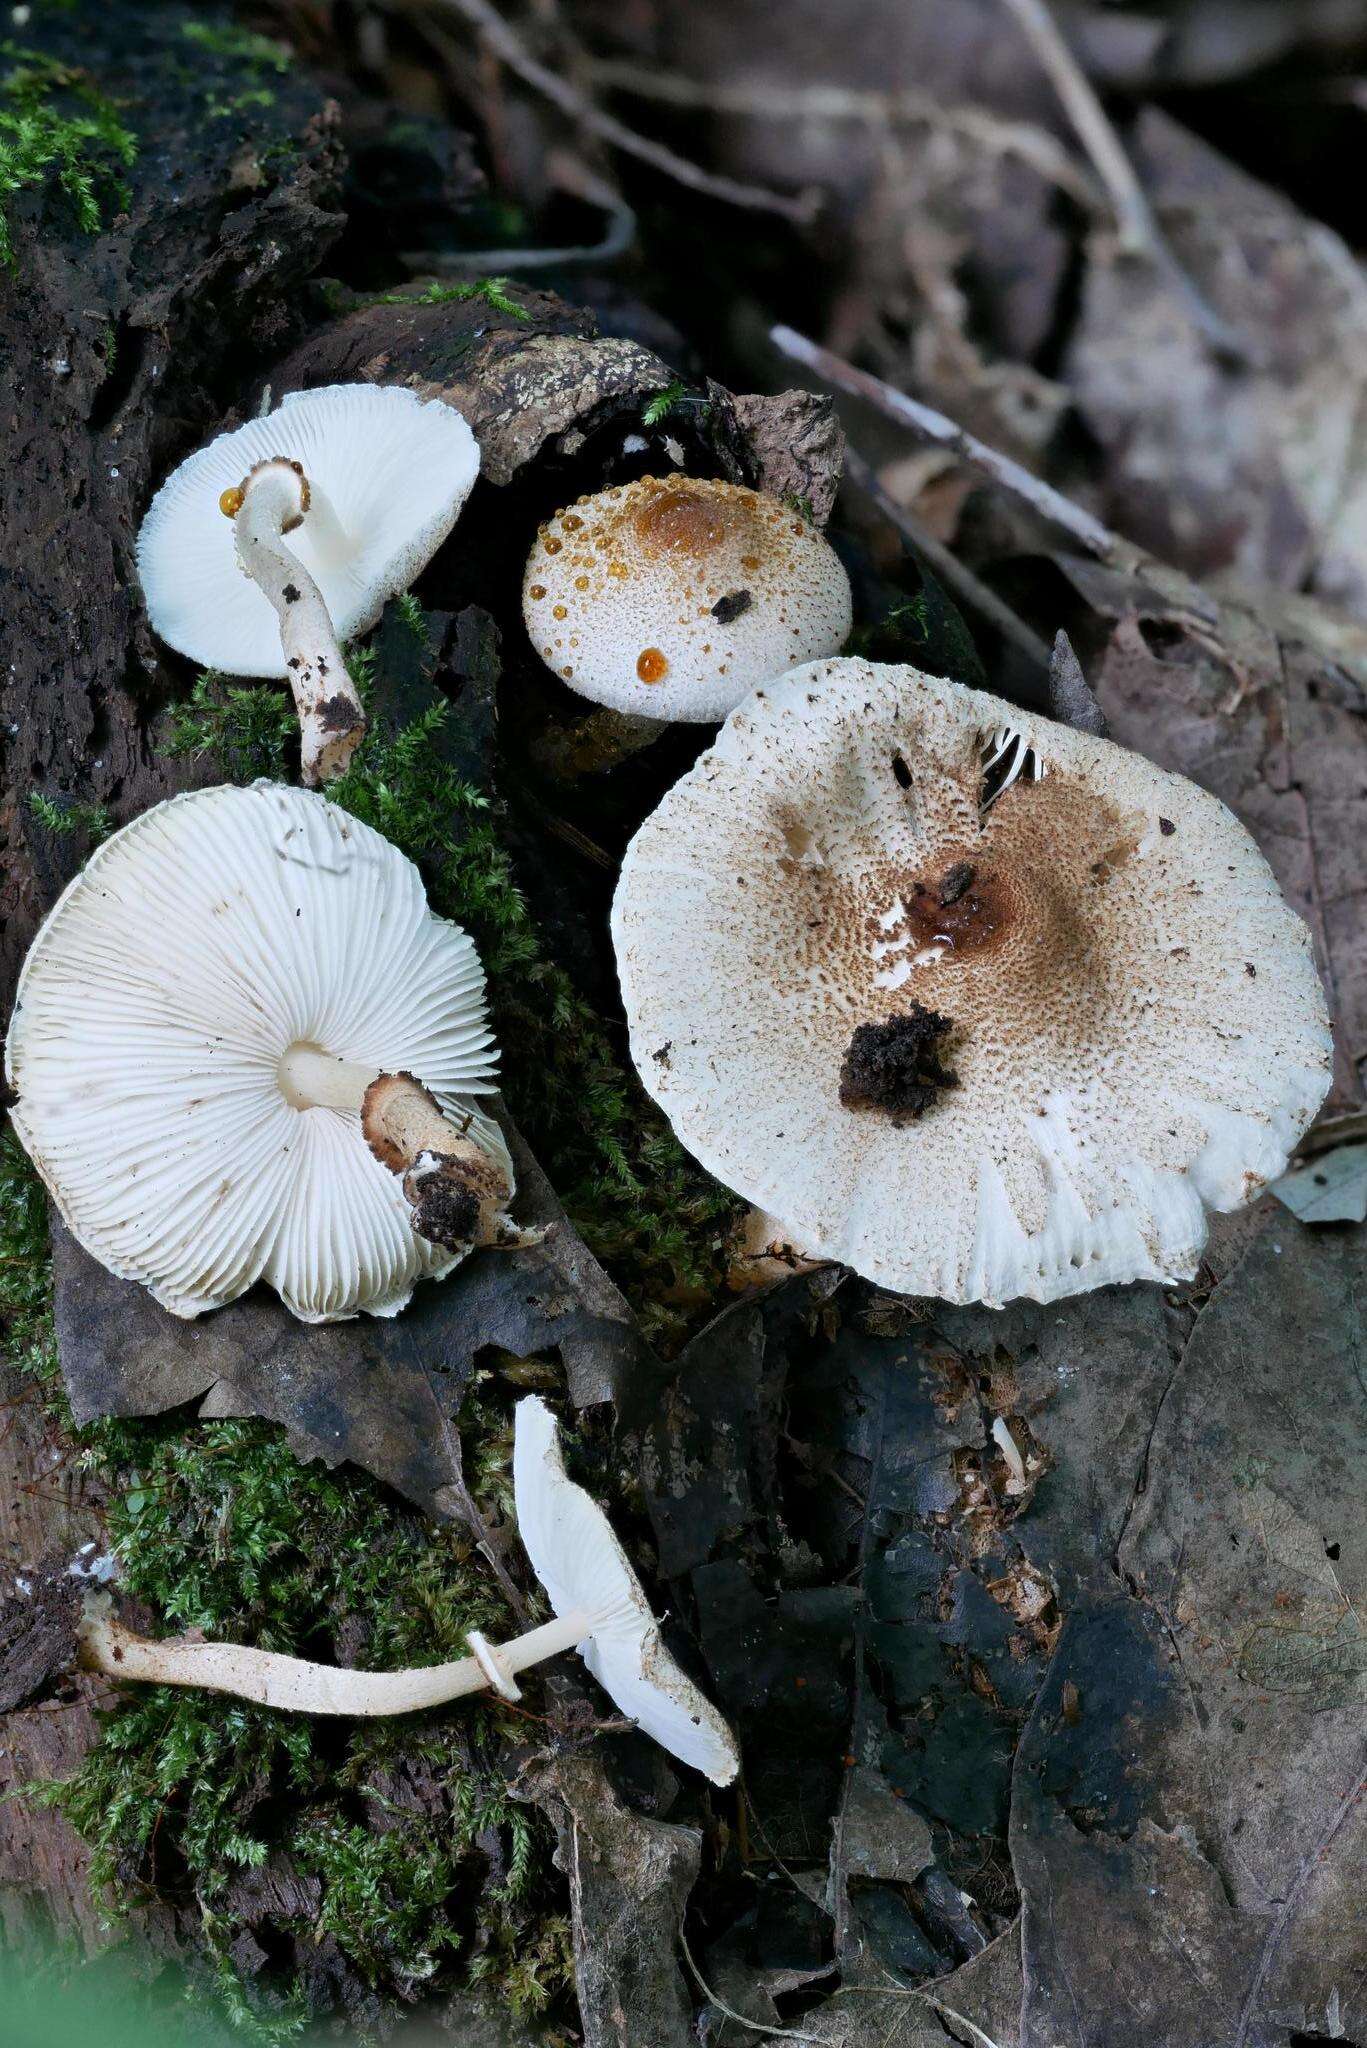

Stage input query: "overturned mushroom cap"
[
  {"left": 137, "top": 385, "right": 479, "bottom": 677},
  {"left": 513, "top": 1395, "right": 739, "bottom": 1785},
  {"left": 6, "top": 782, "right": 512, "bottom": 1322},
  {"left": 521, "top": 475, "right": 852, "bottom": 721},
  {"left": 611, "top": 658, "right": 1332, "bottom": 1306}
]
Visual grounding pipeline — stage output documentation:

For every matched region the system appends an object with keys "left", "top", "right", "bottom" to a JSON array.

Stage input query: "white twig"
[
  {"left": 996, "top": 0, "right": 1248, "bottom": 362},
  {"left": 771, "top": 323, "right": 1122, "bottom": 563},
  {"left": 678, "top": 1926, "right": 829, "bottom": 2044},
  {"left": 433, "top": 0, "right": 820, "bottom": 224},
  {"left": 586, "top": 58, "right": 1101, "bottom": 210}
]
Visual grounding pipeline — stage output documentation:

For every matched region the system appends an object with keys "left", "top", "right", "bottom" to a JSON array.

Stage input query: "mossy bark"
[
  {"left": 0, "top": 1, "right": 344, "bottom": 1015},
  {"left": 0, "top": 0, "right": 343, "bottom": 1978}
]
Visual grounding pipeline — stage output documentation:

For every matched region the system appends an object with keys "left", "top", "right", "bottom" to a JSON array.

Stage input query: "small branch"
[
  {"left": 433, "top": 0, "right": 820, "bottom": 224},
  {"left": 996, "top": 0, "right": 1249, "bottom": 364},
  {"left": 678, "top": 1926, "right": 828, "bottom": 2044},
  {"left": 406, "top": 147, "right": 637, "bottom": 274},
  {"left": 771, "top": 323, "right": 1123, "bottom": 563},
  {"left": 586, "top": 57, "right": 1101, "bottom": 210},
  {"left": 842, "top": 446, "right": 1051, "bottom": 673}
]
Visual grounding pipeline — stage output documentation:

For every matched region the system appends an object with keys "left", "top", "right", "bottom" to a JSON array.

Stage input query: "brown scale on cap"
[{"left": 522, "top": 476, "right": 851, "bottom": 723}]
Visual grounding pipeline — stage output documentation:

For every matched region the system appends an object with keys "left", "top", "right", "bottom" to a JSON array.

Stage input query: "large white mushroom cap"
[
  {"left": 6, "top": 783, "right": 511, "bottom": 1323},
  {"left": 611, "top": 657, "right": 1333, "bottom": 1307},
  {"left": 513, "top": 1395, "right": 739, "bottom": 1785},
  {"left": 522, "top": 475, "right": 852, "bottom": 721},
  {"left": 136, "top": 385, "right": 480, "bottom": 677}
]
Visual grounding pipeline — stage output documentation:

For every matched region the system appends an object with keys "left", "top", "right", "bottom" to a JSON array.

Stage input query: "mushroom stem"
[
  {"left": 277, "top": 1044, "right": 382, "bottom": 1114},
  {"left": 277, "top": 1045, "right": 539, "bottom": 1256},
  {"left": 77, "top": 1598, "right": 592, "bottom": 1718},
  {"left": 228, "top": 459, "right": 367, "bottom": 787}
]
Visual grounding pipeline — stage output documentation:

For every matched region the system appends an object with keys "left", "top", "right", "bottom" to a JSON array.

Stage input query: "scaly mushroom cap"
[
  {"left": 521, "top": 475, "right": 852, "bottom": 721},
  {"left": 137, "top": 385, "right": 480, "bottom": 677},
  {"left": 611, "top": 658, "right": 1332, "bottom": 1306},
  {"left": 513, "top": 1396, "right": 739, "bottom": 1785},
  {"left": 5, "top": 783, "right": 510, "bottom": 1322}
]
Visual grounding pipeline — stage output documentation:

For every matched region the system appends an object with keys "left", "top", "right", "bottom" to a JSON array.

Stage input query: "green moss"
[
  {"left": 164, "top": 672, "right": 297, "bottom": 783},
  {"left": 394, "top": 590, "right": 427, "bottom": 639},
  {"left": 641, "top": 380, "right": 687, "bottom": 428},
  {"left": 0, "top": 1126, "right": 57, "bottom": 1388},
  {"left": 0, "top": 40, "right": 136, "bottom": 267},
  {"left": 204, "top": 86, "right": 276, "bottom": 123},
  {"left": 27, "top": 789, "right": 110, "bottom": 840},
  {"left": 370, "top": 277, "right": 531, "bottom": 321},
  {"left": 180, "top": 22, "right": 291, "bottom": 76}
]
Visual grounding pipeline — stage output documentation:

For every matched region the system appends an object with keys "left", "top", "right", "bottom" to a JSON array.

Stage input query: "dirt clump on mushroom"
[{"left": 839, "top": 1007, "right": 959, "bottom": 1124}]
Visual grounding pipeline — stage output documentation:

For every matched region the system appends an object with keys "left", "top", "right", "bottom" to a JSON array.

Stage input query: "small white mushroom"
[
  {"left": 5, "top": 782, "right": 520, "bottom": 1322},
  {"left": 611, "top": 657, "right": 1333, "bottom": 1306},
  {"left": 136, "top": 385, "right": 480, "bottom": 784},
  {"left": 522, "top": 475, "right": 851, "bottom": 722},
  {"left": 74, "top": 1399, "right": 740, "bottom": 1785},
  {"left": 512, "top": 1394, "right": 739, "bottom": 1783}
]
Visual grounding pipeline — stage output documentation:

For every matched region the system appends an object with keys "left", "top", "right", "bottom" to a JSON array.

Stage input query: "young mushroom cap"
[
  {"left": 137, "top": 384, "right": 480, "bottom": 679},
  {"left": 6, "top": 782, "right": 514, "bottom": 1322},
  {"left": 513, "top": 1395, "right": 739, "bottom": 1785},
  {"left": 521, "top": 475, "right": 852, "bottom": 722},
  {"left": 611, "top": 658, "right": 1333, "bottom": 1307}
]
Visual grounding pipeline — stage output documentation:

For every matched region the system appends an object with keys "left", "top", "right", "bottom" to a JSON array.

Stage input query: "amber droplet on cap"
[{"left": 637, "top": 648, "right": 669, "bottom": 684}]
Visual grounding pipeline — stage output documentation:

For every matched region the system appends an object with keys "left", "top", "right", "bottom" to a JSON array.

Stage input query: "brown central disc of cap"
[
  {"left": 895, "top": 858, "right": 1015, "bottom": 962},
  {"left": 634, "top": 485, "right": 734, "bottom": 556}
]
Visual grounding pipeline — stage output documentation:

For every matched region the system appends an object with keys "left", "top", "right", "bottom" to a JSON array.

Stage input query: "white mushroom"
[
  {"left": 137, "top": 385, "right": 480, "bottom": 784},
  {"left": 522, "top": 475, "right": 851, "bottom": 722},
  {"left": 611, "top": 657, "right": 1333, "bottom": 1307},
  {"left": 5, "top": 782, "right": 522, "bottom": 1322},
  {"left": 73, "top": 1399, "right": 740, "bottom": 1785},
  {"left": 512, "top": 1394, "right": 739, "bottom": 1784}
]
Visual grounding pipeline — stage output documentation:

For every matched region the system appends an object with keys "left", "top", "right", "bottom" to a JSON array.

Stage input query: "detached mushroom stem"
[
  {"left": 277, "top": 1046, "right": 537, "bottom": 1254},
  {"left": 226, "top": 458, "right": 367, "bottom": 786},
  {"left": 77, "top": 1597, "right": 590, "bottom": 1718}
]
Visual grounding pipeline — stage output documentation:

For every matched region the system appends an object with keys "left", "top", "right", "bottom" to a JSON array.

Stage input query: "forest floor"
[{"left": 0, "top": 3, "right": 1364, "bottom": 2044}]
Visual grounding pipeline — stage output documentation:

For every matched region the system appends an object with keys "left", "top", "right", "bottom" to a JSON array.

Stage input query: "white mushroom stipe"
[
  {"left": 5, "top": 782, "right": 515, "bottom": 1322},
  {"left": 77, "top": 1599, "right": 593, "bottom": 1718},
  {"left": 522, "top": 475, "right": 852, "bottom": 722},
  {"left": 74, "top": 1402, "right": 740, "bottom": 1784},
  {"left": 611, "top": 657, "right": 1333, "bottom": 1308},
  {"left": 226, "top": 458, "right": 366, "bottom": 785},
  {"left": 136, "top": 384, "right": 480, "bottom": 783}
]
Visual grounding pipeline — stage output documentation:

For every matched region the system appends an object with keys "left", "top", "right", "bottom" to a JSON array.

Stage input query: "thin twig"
[
  {"left": 771, "top": 323, "right": 1123, "bottom": 563},
  {"left": 843, "top": 446, "right": 1051, "bottom": 673},
  {"left": 432, "top": 0, "right": 821, "bottom": 224},
  {"left": 402, "top": 89, "right": 637, "bottom": 270},
  {"left": 995, "top": 0, "right": 1248, "bottom": 363},
  {"left": 586, "top": 58, "right": 1101, "bottom": 211},
  {"left": 678, "top": 1925, "right": 829, "bottom": 2044}
]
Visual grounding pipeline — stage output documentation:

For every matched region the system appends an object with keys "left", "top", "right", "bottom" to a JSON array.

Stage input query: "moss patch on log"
[
  {"left": 4, "top": 1131, "right": 571, "bottom": 2039},
  {"left": 0, "top": 39, "right": 136, "bottom": 266}
]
